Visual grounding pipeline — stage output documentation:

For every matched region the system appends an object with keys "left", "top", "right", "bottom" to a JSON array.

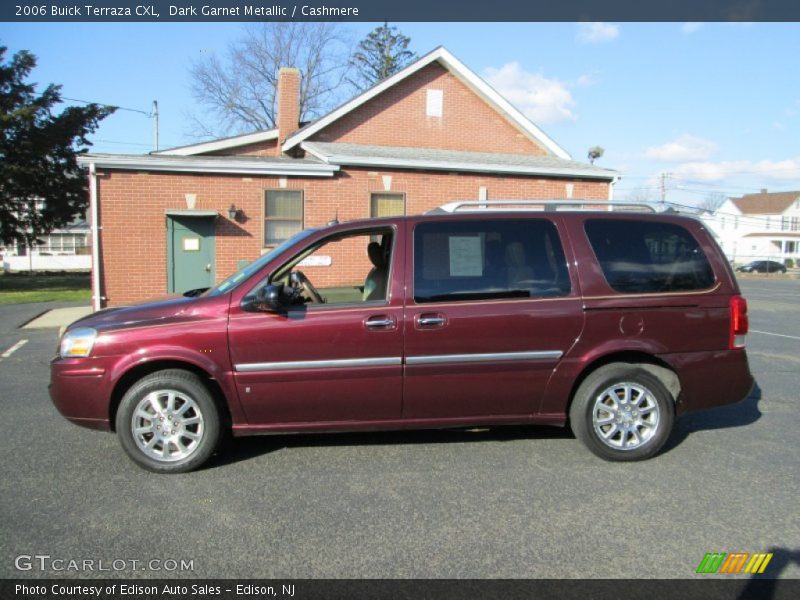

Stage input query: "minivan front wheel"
[
  {"left": 116, "top": 369, "right": 221, "bottom": 473},
  {"left": 570, "top": 364, "right": 674, "bottom": 461}
]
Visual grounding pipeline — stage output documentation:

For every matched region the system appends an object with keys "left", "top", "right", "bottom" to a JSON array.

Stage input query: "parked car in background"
[
  {"left": 50, "top": 200, "right": 754, "bottom": 473},
  {"left": 736, "top": 260, "right": 787, "bottom": 274}
]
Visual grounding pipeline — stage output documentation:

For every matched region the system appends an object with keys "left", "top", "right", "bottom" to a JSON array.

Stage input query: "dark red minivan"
[{"left": 51, "top": 201, "right": 754, "bottom": 472}]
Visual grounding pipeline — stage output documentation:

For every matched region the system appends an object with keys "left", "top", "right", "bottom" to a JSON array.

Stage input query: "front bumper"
[{"left": 49, "top": 357, "right": 115, "bottom": 431}]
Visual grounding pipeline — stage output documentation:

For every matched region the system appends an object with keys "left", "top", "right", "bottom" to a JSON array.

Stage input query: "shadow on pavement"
[
  {"left": 209, "top": 382, "right": 764, "bottom": 469},
  {"left": 739, "top": 547, "right": 800, "bottom": 598},
  {"left": 663, "top": 381, "right": 763, "bottom": 453},
  {"left": 208, "top": 423, "right": 573, "bottom": 469}
]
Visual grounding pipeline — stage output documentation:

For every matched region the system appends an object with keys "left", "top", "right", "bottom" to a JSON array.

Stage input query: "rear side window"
[
  {"left": 414, "top": 219, "right": 570, "bottom": 303},
  {"left": 585, "top": 219, "right": 715, "bottom": 293}
]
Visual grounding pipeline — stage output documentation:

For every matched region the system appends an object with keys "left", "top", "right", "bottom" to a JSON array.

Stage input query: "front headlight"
[{"left": 60, "top": 327, "right": 98, "bottom": 358}]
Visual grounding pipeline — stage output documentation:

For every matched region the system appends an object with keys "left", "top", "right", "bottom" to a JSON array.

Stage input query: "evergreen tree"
[
  {"left": 0, "top": 47, "right": 114, "bottom": 248},
  {"left": 348, "top": 23, "right": 416, "bottom": 92}
]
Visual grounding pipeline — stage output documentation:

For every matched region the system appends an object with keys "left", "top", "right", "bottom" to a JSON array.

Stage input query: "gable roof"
[
  {"left": 284, "top": 47, "right": 571, "bottom": 159},
  {"left": 730, "top": 191, "right": 800, "bottom": 215},
  {"left": 158, "top": 47, "right": 573, "bottom": 161},
  {"left": 303, "top": 142, "right": 615, "bottom": 180},
  {"left": 155, "top": 129, "right": 278, "bottom": 156}
]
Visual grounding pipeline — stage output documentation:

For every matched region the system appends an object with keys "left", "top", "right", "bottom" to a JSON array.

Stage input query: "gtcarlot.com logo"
[
  {"left": 696, "top": 552, "right": 773, "bottom": 575},
  {"left": 14, "top": 554, "right": 194, "bottom": 572}
]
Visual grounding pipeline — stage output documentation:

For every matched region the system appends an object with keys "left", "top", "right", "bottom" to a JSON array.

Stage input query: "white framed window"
[
  {"left": 370, "top": 192, "right": 405, "bottom": 218},
  {"left": 265, "top": 190, "right": 303, "bottom": 247}
]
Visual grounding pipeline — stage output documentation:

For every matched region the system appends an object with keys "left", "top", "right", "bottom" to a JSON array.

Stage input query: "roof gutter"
[
  {"left": 77, "top": 155, "right": 339, "bottom": 177},
  {"left": 304, "top": 150, "right": 616, "bottom": 181}
]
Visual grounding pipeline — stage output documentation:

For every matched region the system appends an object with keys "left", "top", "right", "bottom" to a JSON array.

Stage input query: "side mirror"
[
  {"left": 242, "top": 283, "right": 286, "bottom": 312},
  {"left": 258, "top": 284, "right": 286, "bottom": 311}
]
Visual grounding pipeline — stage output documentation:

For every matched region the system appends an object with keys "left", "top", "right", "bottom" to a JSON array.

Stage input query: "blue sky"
[{"left": 2, "top": 21, "right": 799, "bottom": 206}]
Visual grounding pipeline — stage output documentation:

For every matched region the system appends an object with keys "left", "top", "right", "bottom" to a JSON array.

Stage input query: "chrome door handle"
[
  {"left": 205, "top": 263, "right": 212, "bottom": 272},
  {"left": 365, "top": 317, "right": 396, "bottom": 329},
  {"left": 417, "top": 315, "right": 446, "bottom": 327}
]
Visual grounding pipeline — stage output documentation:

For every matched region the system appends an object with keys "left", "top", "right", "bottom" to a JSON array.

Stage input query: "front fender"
[{"left": 106, "top": 345, "right": 246, "bottom": 426}]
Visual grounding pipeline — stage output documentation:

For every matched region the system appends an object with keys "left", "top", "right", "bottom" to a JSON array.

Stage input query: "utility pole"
[{"left": 660, "top": 172, "right": 672, "bottom": 205}]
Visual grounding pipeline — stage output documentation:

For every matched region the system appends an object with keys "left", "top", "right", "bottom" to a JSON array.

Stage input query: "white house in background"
[
  {"left": 701, "top": 189, "right": 800, "bottom": 264},
  {"left": 0, "top": 203, "right": 91, "bottom": 271}
]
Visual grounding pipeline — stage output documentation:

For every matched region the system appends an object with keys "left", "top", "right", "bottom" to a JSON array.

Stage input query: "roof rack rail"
[{"left": 427, "top": 199, "right": 657, "bottom": 214}]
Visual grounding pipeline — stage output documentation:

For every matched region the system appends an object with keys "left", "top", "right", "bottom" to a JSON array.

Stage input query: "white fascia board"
[
  {"left": 310, "top": 150, "right": 615, "bottom": 180},
  {"left": 77, "top": 155, "right": 338, "bottom": 177},
  {"left": 156, "top": 130, "right": 279, "bottom": 156},
  {"left": 781, "top": 196, "right": 800, "bottom": 215},
  {"left": 282, "top": 47, "right": 572, "bottom": 160}
]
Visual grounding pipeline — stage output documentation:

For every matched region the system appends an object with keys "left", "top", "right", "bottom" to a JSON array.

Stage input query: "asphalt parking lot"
[{"left": 0, "top": 278, "right": 798, "bottom": 580}]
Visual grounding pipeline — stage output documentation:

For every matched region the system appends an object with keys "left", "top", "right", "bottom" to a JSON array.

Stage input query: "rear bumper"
[
  {"left": 663, "top": 349, "right": 754, "bottom": 415},
  {"left": 49, "top": 357, "right": 114, "bottom": 431}
]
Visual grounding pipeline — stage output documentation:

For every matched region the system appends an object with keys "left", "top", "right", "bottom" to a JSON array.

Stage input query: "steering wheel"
[{"left": 290, "top": 270, "right": 323, "bottom": 304}]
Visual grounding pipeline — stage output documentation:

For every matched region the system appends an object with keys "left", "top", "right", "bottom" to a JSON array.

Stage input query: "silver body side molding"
[
  {"left": 235, "top": 357, "right": 402, "bottom": 372},
  {"left": 235, "top": 351, "right": 563, "bottom": 373},
  {"left": 405, "top": 350, "right": 563, "bottom": 366}
]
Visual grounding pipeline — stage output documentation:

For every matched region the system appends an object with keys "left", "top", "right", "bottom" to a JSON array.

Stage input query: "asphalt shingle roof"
[{"left": 731, "top": 191, "right": 800, "bottom": 215}]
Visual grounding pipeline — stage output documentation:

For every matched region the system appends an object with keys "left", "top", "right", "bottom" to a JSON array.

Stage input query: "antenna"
[
  {"left": 327, "top": 209, "right": 339, "bottom": 226},
  {"left": 152, "top": 101, "right": 159, "bottom": 152}
]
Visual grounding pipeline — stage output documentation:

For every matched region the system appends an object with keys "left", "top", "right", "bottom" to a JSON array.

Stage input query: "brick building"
[{"left": 79, "top": 47, "right": 617, "bottom": 308}]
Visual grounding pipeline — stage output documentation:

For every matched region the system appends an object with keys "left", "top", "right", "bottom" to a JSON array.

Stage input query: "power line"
[
  {"left": 62, "top": 96, "right": 153, "bottom": 116},
  {"left": 92, "top": 139, "right": 178, "bottom": 148},
  {"left": 62, "top": 96, "right": 160, "bottom": 151}
]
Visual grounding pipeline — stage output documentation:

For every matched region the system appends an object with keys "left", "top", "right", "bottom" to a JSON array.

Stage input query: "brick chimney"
[{"left": 275, "top": 67, "right": 301, "bottom": 156}]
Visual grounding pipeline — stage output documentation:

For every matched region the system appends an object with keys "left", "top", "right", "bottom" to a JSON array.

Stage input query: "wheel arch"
[
  {"left": 109, "top": 360, "right": 231, "bottom": 432},
  {"left": 566, "top": 351, "right": 681, "bottom": 417}
]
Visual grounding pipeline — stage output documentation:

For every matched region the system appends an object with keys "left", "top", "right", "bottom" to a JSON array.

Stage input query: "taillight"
[{"left": 729, "top": 295, "right": 749, "bottom": 349}]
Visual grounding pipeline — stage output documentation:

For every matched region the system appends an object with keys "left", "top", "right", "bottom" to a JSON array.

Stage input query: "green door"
[{"left": 167, "top": 216, "right": 216, "bottom": 294}]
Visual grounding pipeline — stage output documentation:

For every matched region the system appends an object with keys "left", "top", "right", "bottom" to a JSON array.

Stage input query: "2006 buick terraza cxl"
[{"left": 51, "top": 200, "right": 754, "bottom": 473}]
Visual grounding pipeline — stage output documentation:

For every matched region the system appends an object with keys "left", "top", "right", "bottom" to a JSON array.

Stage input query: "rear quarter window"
[{"left": 584, "top": 219, "right": 715, "bottom": 293}]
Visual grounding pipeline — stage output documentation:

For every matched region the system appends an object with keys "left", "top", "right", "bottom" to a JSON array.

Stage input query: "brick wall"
[
  {"left": 310, "top": 63, "right": 548, "bottom": 155},
  {"left": 206, "top": 139, "right": 278, "bottom": 156},
  {"left": 95, "top": 167, "right": 609, "bottom": 306}
]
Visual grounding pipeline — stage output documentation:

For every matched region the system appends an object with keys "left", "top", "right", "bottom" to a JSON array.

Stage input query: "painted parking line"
[
  {"left": 0, "top": 339, "right": 29, "bottom": 359},
  {"left": 750, "top": 329, "right": 800, "bottom": 341}
]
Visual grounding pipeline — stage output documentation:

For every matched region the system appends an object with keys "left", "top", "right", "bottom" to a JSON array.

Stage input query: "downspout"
[
  {"left": 608, "top": 175, "right": 619, "bottom": 209},
  {"left": 88, "top": 163, "right": 102, "bottom": 311}
]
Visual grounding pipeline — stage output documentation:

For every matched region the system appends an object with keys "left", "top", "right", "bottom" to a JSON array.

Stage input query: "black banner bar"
[
  {"left": 3, "top": 0, "right": 800, "bottom": 22},
  {"left": 3, "top": 579, "right": 800, "bottom": 600}
]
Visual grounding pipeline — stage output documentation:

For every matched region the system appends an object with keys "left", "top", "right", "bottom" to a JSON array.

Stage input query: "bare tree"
[
  {"left": 699, "top": 192, "right": 726, "bottom": 213},
  {"left": 188, "top": 23, "right": 352, "bottom": 137},
  {"left": 623, "top": 186, "right": 657, "bottom": 204}
]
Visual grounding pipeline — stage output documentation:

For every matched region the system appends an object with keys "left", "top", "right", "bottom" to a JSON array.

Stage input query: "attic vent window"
[{"left": 426, "top": 89, "right": 443, "bottom": 117}]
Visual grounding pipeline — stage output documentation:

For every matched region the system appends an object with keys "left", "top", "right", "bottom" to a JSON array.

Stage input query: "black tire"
[
  {"left": 115, "top": 369, "right": 222, "bottom": 473},
  {"left": 569, "top": 364, "right": 675, "bottom": 461}
]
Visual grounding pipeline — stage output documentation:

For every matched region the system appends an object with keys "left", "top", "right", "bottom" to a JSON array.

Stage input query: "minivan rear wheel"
[
  {"left": 569, "top": 364, "right": 674, "bottom": 461},
  {"left": 116, "top": 369, "right": 221, "bottom": 473}
]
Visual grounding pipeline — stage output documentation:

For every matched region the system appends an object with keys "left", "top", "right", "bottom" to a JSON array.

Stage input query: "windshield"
[{"left": 206, "top": 228, "right": 318, "bottom": 297}]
